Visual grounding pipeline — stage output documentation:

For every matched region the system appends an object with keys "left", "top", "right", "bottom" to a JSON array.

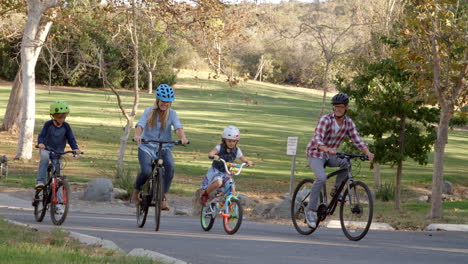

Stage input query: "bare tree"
[{"left": 16, "top": 0, "right": 62, "bottom": 160}]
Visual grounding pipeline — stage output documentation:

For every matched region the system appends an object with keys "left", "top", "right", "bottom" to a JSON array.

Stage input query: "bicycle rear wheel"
[
  {"left": 154, "top": 168, "right": 164, "bottom": 231},
  {"left": 223, "top": 198, "right": 242, "bottom": 235},
  {"left": 136, "top": 192, "right": 149, "bottom": 228},
  {"left": 50, "top": 179, "right": 70, "bottom": 225},
  {"left": 200, "top": 204, "right": 215, "bottom": 231},
  {"left": 33, "top": 187, "right": 48, "bottom": 222},
  {"left": 291, "top": 178, "right": 319, "bottom": 235},
  {"left": 340, "top": 181, "right": 373, "bottom": 241}
]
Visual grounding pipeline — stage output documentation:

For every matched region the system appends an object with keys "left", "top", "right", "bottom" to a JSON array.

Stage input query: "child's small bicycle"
[
  {"left": 200, "top": 158, "right": 249, "bottom": 235},
  {"left": 32, "top": 145, "right": 83, "bottom": 225}
]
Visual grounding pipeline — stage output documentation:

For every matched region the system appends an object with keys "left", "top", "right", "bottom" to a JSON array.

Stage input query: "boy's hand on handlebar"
[
  {"left": 37, "top": 143, "right": 46, "bottom": 150},
  {"left": 73, "top": 149, "right": 81, "bottom": 155}
]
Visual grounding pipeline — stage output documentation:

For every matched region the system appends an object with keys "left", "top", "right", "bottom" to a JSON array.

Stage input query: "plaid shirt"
[{"left": 306, "top": 113, "right": 367, "bottom": 159}]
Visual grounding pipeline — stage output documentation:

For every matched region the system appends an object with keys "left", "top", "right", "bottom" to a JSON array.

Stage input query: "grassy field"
[
  {"left": 0, "top": 218, "right": 158, "bottom": 263},
  {"left": 0, "top": 69, "right": 467, "bottom": 229}
]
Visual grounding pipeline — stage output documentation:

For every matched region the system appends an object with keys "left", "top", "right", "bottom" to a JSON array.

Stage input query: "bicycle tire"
[
  {"left": 200, "top": 204, "right": 215, "bottom": 231},
  {"left": 154, "top": 167, "right": 164, "bottom": 231},
  {"left": 339, "top": 181, "right": 373, "bottom": 241},
  {"left": 291, "top": 178, "right": 319, "bottom": 235},
  {"left": 223, "top": 198, "right": 242, "bottom": 235},
  {"left": 33, "top": 187, "right": 48, "bottom": 222},
  {"left": 50, "top": 179, "right": 70, "bottom": 225},
  {"left": 136, "top": 191, "right": 149, "bottom": 228}
]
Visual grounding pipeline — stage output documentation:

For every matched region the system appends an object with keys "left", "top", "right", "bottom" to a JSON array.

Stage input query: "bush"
[
  {"left": 112, "top": 167, "right": 137, "bottom": 201},
  {"left": 376, "top": 182, "right": 395, "bottom": 202}
]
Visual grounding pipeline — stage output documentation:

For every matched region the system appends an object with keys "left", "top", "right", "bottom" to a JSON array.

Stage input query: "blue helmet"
[{"left": 155, "top": 84, "right": 175, "bottom": 102}]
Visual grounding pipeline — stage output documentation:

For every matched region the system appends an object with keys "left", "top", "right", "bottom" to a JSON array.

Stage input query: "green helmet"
[{"left": 50, "top": 101, "right": 70, "bottom": 114}]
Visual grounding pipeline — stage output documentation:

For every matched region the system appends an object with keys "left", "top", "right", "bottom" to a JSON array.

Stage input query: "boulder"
[
  {"left": 82, "top": 178, "right": 114, "bottom": 201},
  {"left": 443, "top": 180, "right": 454, "bottom": 195}
]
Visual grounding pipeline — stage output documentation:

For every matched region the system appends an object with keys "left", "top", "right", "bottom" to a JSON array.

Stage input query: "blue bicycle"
[{"left": 200, "top": 158, "right": 249, "bottom": 235}]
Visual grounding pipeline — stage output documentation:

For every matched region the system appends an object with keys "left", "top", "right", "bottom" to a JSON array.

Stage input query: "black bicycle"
[
  {"left": 291, "top": 152, "right": 373, "bottom": 241},
  {"left": 135, "top": 139, "right": 188, "bottom": 231},
  {"left": 33, "top": 146, "right": 83, "bottom": 225}
]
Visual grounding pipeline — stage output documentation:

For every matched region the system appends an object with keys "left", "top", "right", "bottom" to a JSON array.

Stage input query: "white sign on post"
[
  {"left": 287, "top": 137, "right": 298, "bottom": 155},
  {"left": 287, "top": 136, "right": 299, "bottom": 195}
]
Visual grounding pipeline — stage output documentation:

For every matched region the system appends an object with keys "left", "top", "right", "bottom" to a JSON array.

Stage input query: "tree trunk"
[
  {"left": 15, "top": 0, "right": 60, "bottom": 160},
  {"left": 147, "top": 70, "right": 153, "bottom": 94},
  {"left": 1, "top": 70, "right": 23, "bottom": 133},
  {"left": 319, "top": 60, "right": 331, "bottom": 117},
  {"left": 429, "top": 108, "right": 451, "bottom": 218},
  {"left": 395, "top": 116, "right": 406, "bottom": 210},
  {"left": 117, "top": 0, "right": 140, "bottom": 171}
]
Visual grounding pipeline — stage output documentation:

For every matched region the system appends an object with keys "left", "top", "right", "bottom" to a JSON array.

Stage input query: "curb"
[
  {"left": 425, "top": 224, "right": 468, "bottom": 232},
  {"left": 2, "top": 217, "right": 188, "bottom": 264},
  {"left": 325, "top": 220, "right": 395, "bottom": 230},
  {"left": 128, "top": 248, "right": 188, "bottom": 264}
]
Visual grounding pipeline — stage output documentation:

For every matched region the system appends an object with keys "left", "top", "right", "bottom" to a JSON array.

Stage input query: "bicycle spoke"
[
  {"left": 340, "top": 181, "right": 373, "bottom": 241},
  {"left": 223, "top": 199, "right": 242, "bottom": 235},
  {"left": 50, "top": 179, "right": 70, "bottom": 225},
  {"left": 291, "top": 178, "right": 318, "bottom": 235}
]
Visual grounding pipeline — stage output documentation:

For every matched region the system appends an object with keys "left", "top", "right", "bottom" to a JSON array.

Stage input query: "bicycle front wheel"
[
  {"left": 291, "top": 178, "right": 318, "bottom": 235},
  {"left": 50, "top": 179, "right": 70, "bottom": 225},
  {"left": 136, "top": 192, "right": 149, "bottom": 228},
  {"left": 33, "top": 188, "right": 48, "bottom": 222},
  {"left": 340, "top": 181, "right": 373, "bottom": 241},
  {"left": 200, "top": 204, "right": 215, "bottom": 231},
  {"left": 223, "top": 198, "right": 242, "bottom": 235},
  {"left": 153, "top": 168, "right": 164, "bottom": 231}
]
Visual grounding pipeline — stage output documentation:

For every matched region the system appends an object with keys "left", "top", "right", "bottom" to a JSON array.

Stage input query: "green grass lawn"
[
  {"left": 0, "top": 218, "right": 158, "bottom": 263},
  {"left": 0, "top": 69, "right": 467, "bottom": 229}
]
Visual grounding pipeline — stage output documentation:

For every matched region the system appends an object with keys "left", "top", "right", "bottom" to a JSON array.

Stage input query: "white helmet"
[{"left": 222, "top": 126, "right": 240, "bottom": 140}]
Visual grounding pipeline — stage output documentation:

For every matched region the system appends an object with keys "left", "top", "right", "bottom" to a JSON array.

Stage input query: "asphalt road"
[{"left": 1, "top": 207, "right": 467, "bottom": 264}]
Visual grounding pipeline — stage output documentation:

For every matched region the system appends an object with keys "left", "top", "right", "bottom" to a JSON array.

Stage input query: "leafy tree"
[
  {"left": 393, "top": 0, "right": 467, "bottom": 218},
  {"left": 337, "top": 58, "right": 438, "bottom": 209}
]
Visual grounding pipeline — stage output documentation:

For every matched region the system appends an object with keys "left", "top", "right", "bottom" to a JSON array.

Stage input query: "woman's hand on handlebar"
[
  {"left": 180, "top": 137, "right": 189, "bottom": 145},
  {"left": 134, "top": 135, "right": 142, "bottom": 144}
]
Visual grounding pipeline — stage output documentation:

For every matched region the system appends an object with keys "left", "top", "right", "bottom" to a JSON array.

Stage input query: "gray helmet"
[{"left": 331, "top": 93, "right": 349, "bottom": 105}]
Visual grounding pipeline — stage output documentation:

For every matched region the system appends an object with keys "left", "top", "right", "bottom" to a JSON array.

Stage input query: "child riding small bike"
[{"left": 199, "top": 126, "right": 254, "bottom": 206}]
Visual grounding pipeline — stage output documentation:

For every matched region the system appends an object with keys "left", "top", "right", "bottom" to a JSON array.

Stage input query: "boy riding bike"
[
  {"left": 199, "top": 126, "right": 253, "bottom": 205},
  {"left": 305, "top": 93, "right": 374, "bottom": 228},
  {"left": 36, "top": 101, "right": 81, "bottom": 189}
]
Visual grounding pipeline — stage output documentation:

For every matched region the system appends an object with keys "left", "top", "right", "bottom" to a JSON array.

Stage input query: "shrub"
[{"left": 376, "top": 182, "right": 395, "bottom": 202}]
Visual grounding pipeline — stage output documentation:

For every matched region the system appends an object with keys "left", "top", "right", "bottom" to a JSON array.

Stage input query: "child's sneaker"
[
  {"left": 35, "top": 182, "right": 44, "bottom": 189},
  {"left": 55, "top": 204, "right": 64, "bottom": 214},
  {"left": 199, "top": 191, "right": 209, "bottom": 206}
]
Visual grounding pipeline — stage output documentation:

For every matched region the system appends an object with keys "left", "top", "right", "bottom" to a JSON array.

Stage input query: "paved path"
[{"left": 1, "top": 193, "right": 468, "bottom": 264}]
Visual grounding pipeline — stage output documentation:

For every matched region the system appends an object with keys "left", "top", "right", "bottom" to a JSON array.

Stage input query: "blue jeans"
[
  {"left": 134, "top": 148, "right": 175, "bottom": 194},
  {"left": 37, "top": 150, "right": 62, "bottom": 183},
  {"left": 307, "top": 156, "right": 349, "bottom": 211}
]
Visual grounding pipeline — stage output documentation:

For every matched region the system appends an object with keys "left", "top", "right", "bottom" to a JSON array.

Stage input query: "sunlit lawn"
[{"left": 0, "top": 70, "right": 467, "bottom": 228}]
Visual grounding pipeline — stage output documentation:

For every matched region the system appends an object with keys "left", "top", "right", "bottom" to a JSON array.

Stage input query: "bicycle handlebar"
[
  {"left": 208, "top": 156, "right": 249, "bottom": 175},
  {"left": 336, "top": 152, "right": 368, "bottom": 161},
  {"left": 35, "top": 145, "right": 84, "bottom": 156},
  {"left": 133, "top": 139, "right": 190, "bottom": 145}
]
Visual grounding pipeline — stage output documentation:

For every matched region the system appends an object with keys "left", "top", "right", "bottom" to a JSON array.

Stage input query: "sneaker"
[
  {"left": 305, "top": 209, "right": 317, "bottom": 228},
  {"left": 35, "top": 182, "right": 44, "bottom": 189},
  {"left": 161, "top": 198, "right": 170, "bottom": 211},
  {"left": 55, "top": 204, "right": 64, "bottom": 214},
  {"left": 199, "top": 191, "right": 209, "bottom": 206}
]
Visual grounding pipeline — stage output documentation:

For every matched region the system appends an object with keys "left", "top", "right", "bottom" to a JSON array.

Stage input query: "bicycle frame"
[{"left": 214, "top": 159, "right": 246, "bottom": 216}]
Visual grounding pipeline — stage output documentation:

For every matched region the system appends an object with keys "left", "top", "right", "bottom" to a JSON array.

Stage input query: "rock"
[
  {"left": 174, "top": 207, "right": 191, "bottom": 216},
  {"left": 418, "top": 195, "right": 429, "bottom": 202},
  {"left": 112, "top": 187, "right": 128, "bottom": 200},
  {"left": 82, "top": 178, "right": 114, "bottom": 201},
  {"left": 268, "top": 196, "right": 292, "bottom": 219},
  {"left": 192, "top": 188, "right": 204, "bottom": 216},
  {"left": 443, "top": 180, "right": 454, "bottom": 195},
  {"left": 254, "top": 203, "right": 275, "bottom": 216}
]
